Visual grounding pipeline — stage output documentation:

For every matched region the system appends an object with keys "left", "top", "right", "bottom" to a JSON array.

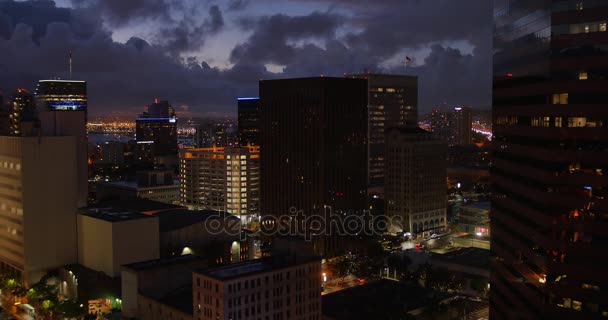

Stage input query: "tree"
[
  {"left": 470, "top": 276, "right": 489, "bottom": 295},
  {"left": 386, "top": 255, "right": 412, "bottom": 281},
  {"left": 327, "top": 256, "right": 351, "bottom": 283}
]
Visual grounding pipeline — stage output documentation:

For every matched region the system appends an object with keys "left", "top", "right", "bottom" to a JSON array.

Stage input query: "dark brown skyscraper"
[
  {"left": 492, "top": 0, "right": 608, "bottom": 319},
  {"left": 259, "top": 77, "right": 368, "bottom": 255},
  {"left": 237, "top": 97, "right": 260, "bottom": 146}
]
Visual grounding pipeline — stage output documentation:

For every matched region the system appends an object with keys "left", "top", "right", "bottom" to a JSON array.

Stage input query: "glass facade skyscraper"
[{"left": 491, "top": 0, "right": 608, "bottom": 318}]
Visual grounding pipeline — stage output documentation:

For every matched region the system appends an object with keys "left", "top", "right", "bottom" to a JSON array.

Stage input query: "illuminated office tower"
[
  {"left": 492, "top": 0, "right": 608, "bottom": 318},
  {"left": 136, "top": 99, "right": 178, "bottom": 163},
  {"left": 34, "top": 79, "right": 87, "bottom": 111},
  {"left": 36, "top": 80, "right": 88, "bottom": 207},
  {"left": 347, "top": 74, "right": 418, "bottom": 188},
  {"left": 237, "top": 97, "right": 260, "bottom": 146},
  {"left": 7, "top": 89, "right": 36, "bottom": 136},
  {"left": 180, "top": 146, "right": 260, "bottom": 226},
  {"left": 0, "top": 136, "right": 78, "bottom": 284}
]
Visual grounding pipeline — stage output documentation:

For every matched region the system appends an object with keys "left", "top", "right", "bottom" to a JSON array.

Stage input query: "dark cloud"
[
  {"left": 230, "top": 12, "right": 342, "bottom": 65},
  {"left": 0, "top": 0, "right": 71, "bottom": 40},
  {"left": 0, "top": 1, "right": 262, "bottom": 116},
  {"left": 0, "top": 0, "right": 492, "bottom": 116},
  {"left": 403, "top": 44, "right": 492, "bottom": 109},
  {"left": 227, "top": 0, "right": 250, "bottom": 11},
  {"left": 70, "top": 0, "right": 172, "bottom": 26}
]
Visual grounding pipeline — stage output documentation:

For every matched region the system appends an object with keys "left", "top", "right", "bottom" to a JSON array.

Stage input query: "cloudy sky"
[{"left": 0, "top": 0, "right": 492, "bottom": 117}]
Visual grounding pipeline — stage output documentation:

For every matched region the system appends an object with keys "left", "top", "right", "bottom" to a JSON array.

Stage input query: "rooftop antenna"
[{"left": 68, "top": 49, "right": 72, "bottom": 79}]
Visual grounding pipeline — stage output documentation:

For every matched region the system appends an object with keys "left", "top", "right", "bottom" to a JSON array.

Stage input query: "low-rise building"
[
  {"left": 77, "top": 207, "right": 160, "bottom": 277},
  {"left": 96, "top": 170, "right": 180, "bottom": 204},
  {"left": 122, "top": 255, "right": 210, "bottom": 319},
  {"left": 193, "top": 255, "right": 322, "bottom": 320}
]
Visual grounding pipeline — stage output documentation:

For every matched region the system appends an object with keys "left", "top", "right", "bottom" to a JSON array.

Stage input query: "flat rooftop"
[
  {"left": 157, "top": 209, "right": 240, "bottom": 232},
  {"left": 93, "top": 199, "right": 184, "bottom": 214},
  {"left": 102, "top": 180, "right": 179, "bottom": 190},
  {"left": 322, "top": 279, "right": 449, "bottom": 320},
  {"left": 432, "top": 247, "right": 490, "bottom": 270},
  {"left": 80, "top": 207, "right": 154, "bottom": 223},
  {"left": 156, "top": 286, "right": 193, "bottom": 316},
  {"left": 123, "top": 254, "right": 207, "bottom": 271},
  {"left": 197, "top": 256, "right": 319, "bottom": 281}
]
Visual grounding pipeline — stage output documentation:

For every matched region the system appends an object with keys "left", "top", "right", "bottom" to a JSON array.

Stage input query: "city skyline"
[{"left": 0, "top": 0, "right": 492, "bottom": 117}]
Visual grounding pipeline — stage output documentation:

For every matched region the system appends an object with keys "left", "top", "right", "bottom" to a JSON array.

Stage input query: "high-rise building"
[
  {"left": 136, "top": 99, "right": 178, "bottom": 163},
  {"left": 180, "top": 146, "right": 260, "bottom": 226},
  {"left": 0, "top": 93, "right": 8, "bottom": 136},
  {"left": 385, "top": 127, "right": 447, "bottom": 237},
  {"left": 193, "top": 255, "right": 321, "bottom": 320},
  {"left": 238, "top": 97, "right": 260, "bottom": 146},
  {"left": 453, "top": 106, "right": 473, "bottom": 145},
  {"left": 259, "top": 77, "right": 368, "bottom": 255},
  {"left": 430, "top": 107, "right": 473, "bottom": 146},
  {"left": 34, "top": 79, "right": 87, "bottom": 111},
  {"left": 348, "top": 74, "right": 418, "bottom": 188},
  {"left": 0, "top": 136, "right": 78, "bottom": 284},
  {"left": 7, "top": 88, "right": 36, "bottom": 136},
  {"left": 491, "top": 1, "right": 608, "bottom": 319},
  {"left": 36, "top": 79, "right": 88, "bottom": 207}
]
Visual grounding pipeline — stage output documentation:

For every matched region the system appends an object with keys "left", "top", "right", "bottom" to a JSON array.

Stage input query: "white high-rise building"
[{"left": 180, "top": 146, "right": 260, "bottom": 227}]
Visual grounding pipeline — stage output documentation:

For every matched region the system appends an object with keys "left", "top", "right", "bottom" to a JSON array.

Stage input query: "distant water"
[{"left": 88, "top": 133, "right": 134, "bottom": 145}]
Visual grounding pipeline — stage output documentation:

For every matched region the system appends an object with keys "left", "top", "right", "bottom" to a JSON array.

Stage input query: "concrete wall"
[
  {"left": 20, "top": 137, "right": 79, "bottom": 284},
  {"left": 77, "top": 215, "right": 114, "bottom": 276},
  {"left": 78, "top": 214, "right": 159, "bottom": 277},
  {"left": 112, "top": 218, "right": 160, "bottom": 276},
  {"left": 137, "top": 294, "right": 191, "bottom": 320}
]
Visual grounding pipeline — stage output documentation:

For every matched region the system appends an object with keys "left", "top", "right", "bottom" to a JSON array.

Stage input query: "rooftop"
[
  {"left": 157, "top": 209, "right": 240, "bottom": 232},
  {"left": 197, "top": 255, "right": 319, "bottom": 281},
  {"left": 322, "top": 279, "right": 449, "bottom": 320},
  {"left": 123, "top": 254, "right": 206, "bottom": 271},
  {"left": 431, "top": 247, "right": 490, "bottom": 270},
  {"left": 156, "top": 286, "right": 193, "bottom": 315},
  {"left": 80, "top": 207, "right": 154, "bottom": 223},
  {"left": 93, "top": 199, "right": 184, "bottom": 214},
  {"left": 102, "top": 180, "right": 179, "bottom": 190}
]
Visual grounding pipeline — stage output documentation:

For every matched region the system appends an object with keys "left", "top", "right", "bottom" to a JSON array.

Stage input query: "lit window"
[
  {"left": 601, "top": 22, "right": 607, "bottom": 32},
  {"left": 386, "top": 88, "right": 396, "bottom": 93},
  {"left": 578, "top": 71, "right": 588, "bottom": 80},
  {"left": 576, "top": 2, "right": 583, "bottom": 10},
  {"left": 573, "top": 300, "right": 582, "bottom": 311},
  {"left": 555, "top": 117, "right": 563, "bottom": 128},
  {"left": 584, "top": 25, "right": 590, "bottom": 33},
  {"left": 552, "top": 93, "right": 568, "bottom": 105},
  {"left": 568, "top": 117, "right": 587, "bottom": 127}
]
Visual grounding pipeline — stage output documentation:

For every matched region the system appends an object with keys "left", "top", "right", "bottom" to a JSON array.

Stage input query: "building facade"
[
  {"left": 491, "top": 0, "right": 608, "bottom": 318},
  {"left": 238, "top": 97, "right": 261, "bottom": 146},
  {"left": 430, "top": 106, "right": 473, "bottom": 146},
  {"left": 7, "top": 88, "right": 36, "bottom": 136},
  {"left": 193, "top": 256, "right": 321, "bottom": 320},
  {"left": 180, "top": 146, "right": 260, "bottom": 226},
  {"left": 36, "top": 79, "right": 88, "bottom": 207},
  {"left": 259, "top": 77, "right": 368, "bottom": 255},
  {"left": 348, "top": 74, "right": 418, "bottom": 188},
  {"left": 0, "top": 136, "right": 79, "bottom": 284},
  {"left": 385, "top": 127, "right": 447, "bottom": 237},
  {"left": 34, "top": 79, "right": 87, "bottom": 111},
  {"left": 136, "top": 99, "right": 178, "bottom": 163}
]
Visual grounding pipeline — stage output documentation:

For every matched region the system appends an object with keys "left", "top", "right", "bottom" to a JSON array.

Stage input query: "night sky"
[{"left": 0, "top": 0, "right": 492, "bottom": 117}]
